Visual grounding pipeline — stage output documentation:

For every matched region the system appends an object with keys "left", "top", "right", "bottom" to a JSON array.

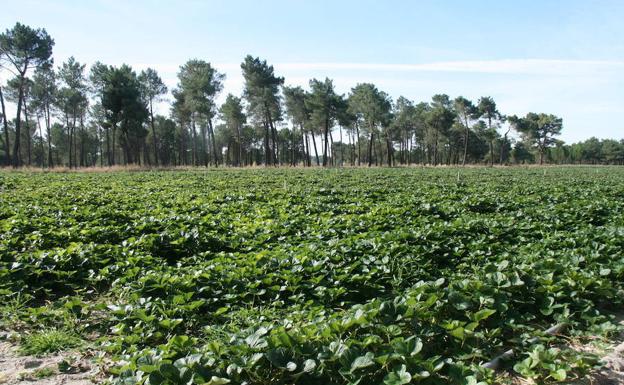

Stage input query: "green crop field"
[{"left": 1, "top": 167, "right": 623, "bottom": 385}]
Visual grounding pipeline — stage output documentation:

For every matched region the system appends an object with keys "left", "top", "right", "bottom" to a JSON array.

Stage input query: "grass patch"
[
  {"left": 33, "top": 367, "right": 57, "bottom": 378},
  {"left": 19, "top": 330, "right": 82, "bottom": 356}
]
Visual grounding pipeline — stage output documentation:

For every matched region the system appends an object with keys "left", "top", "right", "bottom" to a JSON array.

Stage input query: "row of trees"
[{"left": 1, "top": 23, "right": 622, "bottom": 169}]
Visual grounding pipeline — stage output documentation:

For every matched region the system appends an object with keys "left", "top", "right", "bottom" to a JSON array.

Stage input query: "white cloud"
[
  {"left": 272, "top": 59, "right": 624, "bottom": 76},
  {"left": 133, "top": 59, "right": 624, "bottom": 84}
]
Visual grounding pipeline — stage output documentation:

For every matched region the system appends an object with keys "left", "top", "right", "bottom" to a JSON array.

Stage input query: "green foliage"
[
  {"left": 508, "top": 112, "right": 563, "bottom": 164},
  {"left": 0, "top": 22, "right": 54, "bottom": 72},
  {"left": 0, "top": 22, "right": 54, "bottom": 167},
  {"left": 19, "top": 330, "right": 82, "bottom": 356},
  {"left": 1, "top": 167, "right": 623, "bottom": 384},
  {"left": 513, "top": 344, "right": 599, "bottom": 382},
  {"left": 240, "top": 55, "right": 284, "bottom": 118},
  {"left": 348, "top": 83, "right": 392, "bottom": 135},
  {"left": 33, "top": 367, "right": 57, "bottom": 378},
  {"left": 177, "top": 59, "right": 224, "bottom": 117},
  {"left": 306, "top": 78, "right": 348, "bottom": 166},
  {"left": 348, "top": 83, "right": 393, "bottom": 165},
  {"left": 139, "top": 68, "right": 168, "bottom": 104},
  {"left": 240, "top": 55, "right": 284, "bottom": 165}
]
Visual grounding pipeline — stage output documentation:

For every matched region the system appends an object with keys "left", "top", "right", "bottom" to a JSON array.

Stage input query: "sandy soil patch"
[{"left": 0, "top": 342, "right": 99, "bottom": 385}]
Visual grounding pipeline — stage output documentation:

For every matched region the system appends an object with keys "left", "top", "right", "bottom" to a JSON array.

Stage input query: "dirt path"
[
  {"left": 570, "top": 339, "right": 624, "bottom": 385},
  {"left": 0, "top": 342, "right": 98, "bottom": 385}
]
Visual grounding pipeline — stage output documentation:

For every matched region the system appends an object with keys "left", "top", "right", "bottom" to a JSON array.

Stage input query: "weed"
[{"left": 19, "top": 330, "right": 82, "bottom": 356}]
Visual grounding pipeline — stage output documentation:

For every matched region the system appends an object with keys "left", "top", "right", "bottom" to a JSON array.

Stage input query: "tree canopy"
[{"left": 1, "top": 22, "right": 621, "bottom": 169}]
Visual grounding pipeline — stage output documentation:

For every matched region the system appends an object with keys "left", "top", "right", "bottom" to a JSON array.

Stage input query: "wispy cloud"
[
  {"left": 271, "top": 59, "right": 624, "bottom": 76},
  {"left": 131, "top": 59, "right": 624, "bottom": 79}
]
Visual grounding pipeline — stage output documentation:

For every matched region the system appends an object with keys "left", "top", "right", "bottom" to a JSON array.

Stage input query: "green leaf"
[
  {"left": 472, "top": 308, "right": 496, "bottom": 322},
  {"left": 246, "top": 327, "right": 268, "bottom": 349},
  {"left": 147, "top": 371, "right": 164, "bottom": 385},
  {"left": 205, "top": 376, "right": 231, "bottom": 385},
  {"left": 302, "top": 359, "right": 316, "bottom": 373},
  {"left": 449, "top": 327, "right": 465, "bottom": 340},
  {"left": 158, "top": 363, "right": 179, "bottom": 380},
  {"left": 350, "top": 352, "right": 375, "bottom": 373},
  {"left": 383, "top": 364, "right": 412, "bottom": 385},
  {"left": 266, "top": 348, "right": 290, "bottom": 368},
  {"left": 465, "top": 375, "right": 487, "bottom": 385},
  {"left": 214, "top": 307, "right": 229, "bottom": 315},
  {"left": 158, "top": 318, "right": 183, "bottom": 330},
  {"left": 550, "top": 368, "right": 566, "bottom": 381}
]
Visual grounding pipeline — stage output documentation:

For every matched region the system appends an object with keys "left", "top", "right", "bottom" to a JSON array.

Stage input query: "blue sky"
[{"left": 3, "top": 0, "right": 623, "bottom": 142}]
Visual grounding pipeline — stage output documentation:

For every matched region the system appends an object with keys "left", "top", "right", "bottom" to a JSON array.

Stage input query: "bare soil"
[
  {"left": 568, "top": 339, "right": 624, "bottom": 385},
  {"left": 0, "top": 342, "right": 99, "bottom": 385}
]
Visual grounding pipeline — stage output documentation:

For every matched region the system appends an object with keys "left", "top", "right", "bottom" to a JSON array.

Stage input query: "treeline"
[{"left": 1, "top": 23, "right": 622, "bottom": 169}]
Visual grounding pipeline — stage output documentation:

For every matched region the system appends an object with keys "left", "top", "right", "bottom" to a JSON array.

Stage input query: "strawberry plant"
[{"left": 0, "top": 167, "right": 622, "bottom": 384}]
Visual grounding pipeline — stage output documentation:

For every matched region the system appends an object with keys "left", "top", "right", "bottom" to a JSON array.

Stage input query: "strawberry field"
[{"left": 1, "top": 167, "right": 623, "bottom": 384}]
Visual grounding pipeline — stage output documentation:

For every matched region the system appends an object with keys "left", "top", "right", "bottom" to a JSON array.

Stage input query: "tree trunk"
[
  {"left": 303, "top": 128, "right": 311, "bottom": 166},
  {"left": 307, "top": 133, "right": 312, "bottom": 166},
  {"left": 122, "top": 136, "right": 129, "bottom": 165},
  {"left": 236, "top": 124, "right": 242, "bottom": 167},
  {"left": 311, "top": 132, "right": 320, "bottom": 166},
  {"left": 46, "top": 102, "right": 52, "bottom": 168},
  {"left": 356, "top": 122, "right": 361, "bottom": 166},
  {"left": 322, "top": 117, "right": 329, "bottom": 167},
  {"left": 339, "top": 126, "right": 344, "bottom": 167},
  {"left": 291, "top": 126, "right": 296, "bottom": 166},
  {"left": 150, "top": 99, "right": 158, "bottom": 166},
  {"left": 105, "top": 128, "right": 110, "bottom": 166},
  {"left": 301, "top": 126, "right": 308, "bottom": 167},
  {"left": 37, "top": 115, "right": 44, "bottom": 168},
  {"left": 191, "top": 114, "right": 197, "bottom": 166},
  {"left": 23, "top": 94, "right": 31, "bottom": 166},
  {"left": 13, "top": 75, "right": 25, "bottom": 168},
  {"left": 80, "top": 113, "right": 85, "bottom": 167},
  {"left": 462, "top": 120, "right": 469, "bottom": 166},
  {"left": 178, "top": 123, "right": 184, "bottom": 166},
  {"left": 376, "top": 133, "right": 383, "bottom": 166},
  {"left": 349, "top": 130, "right": 354, "bottom": 166},
  {"left": 329, "top": 130, "right": 335, "bottom": 167},
  {"left": 499, "top": 129, "right": 510, "bottom": 165},
  {"left": 433, "top": 130, "right": 439, "bottom": 165},
  {"left": 368, "top": 132, "right": 374, "bottom": 167},
  {"left": 268, "top": 113, "right": 278, "bottom": 166},
  {"left": 201, "top": 120, "right": 208, "bottom": 167},
  {"left": 98, "top": 126, "right": 103, "bottom": 167},
  {"left": 226, "top": 140, "right": 231, "bottom": 166},
  {"left": 66, "top": 114, "right": 72, "bottom": 167},
  {"left": 71, "top": 108, "right": 77, "bottom": 168},
  {"left": 111, "top": 124, "right": 117, "bottom": 166},
  {"left": 263, "top": 120, "right": 270, "bottom": 166},
  {"left": 143, "top": 140, "right": 150, "bottom": 166},
  {"left": 208, "top": 118, "right": 218, "bottom": 167},
  {"left": 0, "top": 85, "right": 10, "bottom": 166}
]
